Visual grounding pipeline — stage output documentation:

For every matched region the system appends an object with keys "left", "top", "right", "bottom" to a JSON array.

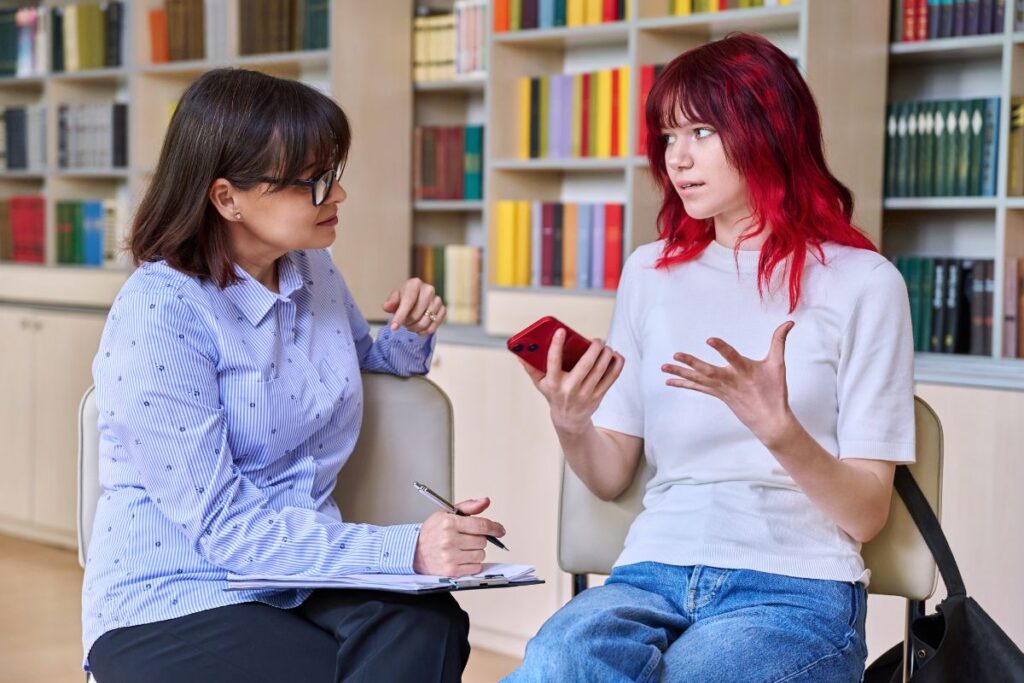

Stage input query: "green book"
[
  {"left": 968, "top": 98, "right": 984, "bottom": 197},
  {"left": 895, "top": 102, "right": 910, "bottom": 197},
  {"left": 906, "top": 101, "right": 919, "bottom": 197},
  {"left": 934, "top": 101, "right": 949, "bottom": 197},
  {"left": 950, "top": 101, "right": 966, "bottom": 197},
  {"left": 71, "top": 201, "right": 85, "bottom": 265},
  {"left": 919, "top": 258, "right": 935, "bottom": 353},
  {"left": 510, "top": 0, "right": 522, "bottom": 30},
  {"left": 918, "top": 102, "right": 935, "bottom": 197},
  {"left": 432, "top": 245, "right": 446, "bottom": 303},
  {"left": 885, "top": 102, "right": 898, "bottom": 198},
  {"left": 944, "top": 102, "right": 961, "bottom": 197},
  {"left": 905, "top": 257, "right": 922, "bottom": 350}
]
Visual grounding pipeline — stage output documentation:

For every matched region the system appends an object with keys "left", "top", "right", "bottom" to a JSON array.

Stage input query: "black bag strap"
[{"left": 893, "top": 465, "right": 966, "bottom": 598}]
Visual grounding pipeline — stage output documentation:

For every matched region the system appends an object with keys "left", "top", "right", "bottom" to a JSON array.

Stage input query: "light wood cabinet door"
[
  {"left": 30, "top": 310, "right": 105, "bottom": 536},
  {"left": 0, "top": 309, "right": 35, "bottom": 523},
  {"left": 429, "top": 343, "right": 571, "bottom": 656}
]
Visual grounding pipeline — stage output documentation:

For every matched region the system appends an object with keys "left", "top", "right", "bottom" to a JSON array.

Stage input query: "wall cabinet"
[{"left": 0, "top": 306, "right": 105, "bottom": 547}]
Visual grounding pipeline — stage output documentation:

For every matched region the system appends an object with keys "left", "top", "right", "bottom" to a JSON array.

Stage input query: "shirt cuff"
[
  {"left": 381, "top": 324, "right": 436, "bottom": 375},
  {"left": 377, "top": 523, "right": 421, "bottom": 574}
]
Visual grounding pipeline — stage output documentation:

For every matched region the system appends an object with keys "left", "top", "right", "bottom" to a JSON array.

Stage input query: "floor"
[{"left": 0, "top": 534, "right": 521, "bottom": 683}]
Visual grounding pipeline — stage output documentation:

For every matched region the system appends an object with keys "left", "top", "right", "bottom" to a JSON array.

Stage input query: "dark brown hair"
[{"left": 130, "top": 68, "right": 351, "bottom": 287}]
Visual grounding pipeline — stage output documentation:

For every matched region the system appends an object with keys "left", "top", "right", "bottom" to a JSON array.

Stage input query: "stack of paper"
[{"left": 226, "top": 563, "right": 541, "bottom": 593}]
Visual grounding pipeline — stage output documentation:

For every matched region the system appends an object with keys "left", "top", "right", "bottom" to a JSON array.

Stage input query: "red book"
[
  {"left": 902, "top": 0, "right": 915, "bottom": 42},
  {"left": 638, "top": 65, "right": 655, "bottom": 155},
  {"left": 580, "top": 73, "right": 591, "bottom": 158},
  {"left": 917, "top": 0, "right": 929, "bottom": 41},
  {"left": 11, "top": 195, "right": 44, "bottom": 263},
  {"left": 611, "top": 68, "right": 620, "bottom": 157},
  {"left": 494, "top": 0, "right": 509, "bottom": 33},
  {"left": 541, "top": 202, "right": 555, "bottom": 287},
  {"left": 603, "top": 203, "right": 623, "bottom": 289},
  {"left": 603, "top": 0, "right": 617, "bottom": 21}
]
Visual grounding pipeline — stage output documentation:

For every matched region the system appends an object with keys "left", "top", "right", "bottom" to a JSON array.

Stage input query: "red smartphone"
[{"left": 507, "top": 316, "right": 592, "bottom": 374}]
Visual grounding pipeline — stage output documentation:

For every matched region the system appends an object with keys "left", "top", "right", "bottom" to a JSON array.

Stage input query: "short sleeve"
[
  {"left": 592, "top": 252, "right": 644, "bottom": 438},
  {"left": 836, "top": 261, "right": 916, "bottom": 462}
]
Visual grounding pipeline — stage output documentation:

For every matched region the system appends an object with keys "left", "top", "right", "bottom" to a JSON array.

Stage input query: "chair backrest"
[
  {"left": 77, "top": 373, "right": 454, "bottom": 568},
  {"left": 558, "top": 396, "right": 943, "bottom": 601}
]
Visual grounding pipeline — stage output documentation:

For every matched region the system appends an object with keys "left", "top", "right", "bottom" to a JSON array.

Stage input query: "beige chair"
[
  {"left": 559, "top": 396, "right": 943, "bottom": 682},
  {"left": 77, "top": 373, "right": 454, "bottom": 680}
]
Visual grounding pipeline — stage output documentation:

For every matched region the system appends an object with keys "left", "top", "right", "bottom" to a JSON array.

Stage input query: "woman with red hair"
[{"left": 506, "top": 33, "right": 913, "bottom": 682}]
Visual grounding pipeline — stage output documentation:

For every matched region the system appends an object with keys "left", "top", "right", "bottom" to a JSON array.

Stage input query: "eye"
[
  {"left": 661, "top": 132, "right": 677, "bottom": 145},
  {"left": 694, "top": 127, "right": 714, "bottom": 139}
]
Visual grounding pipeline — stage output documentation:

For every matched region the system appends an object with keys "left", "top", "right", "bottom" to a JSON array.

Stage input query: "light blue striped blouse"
[{"left": 82, "top": 248, "right": 434, "bottom": 668}]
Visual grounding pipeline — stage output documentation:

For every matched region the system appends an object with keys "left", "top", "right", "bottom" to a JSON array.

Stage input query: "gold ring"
[{"left": 424, "top": 310, "right": 438, "bottom": 322}]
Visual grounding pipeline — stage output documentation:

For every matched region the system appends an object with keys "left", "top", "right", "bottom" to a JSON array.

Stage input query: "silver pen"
[{"left": 414, "top": 481, "right": 509, "bottom": 551}]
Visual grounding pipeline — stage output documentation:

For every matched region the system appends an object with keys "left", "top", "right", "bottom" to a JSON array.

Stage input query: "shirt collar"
[{"left": 223, "top": 251, "right": 307, "bottom": 326}]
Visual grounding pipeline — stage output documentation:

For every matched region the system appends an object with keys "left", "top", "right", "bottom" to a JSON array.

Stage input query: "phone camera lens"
[
  {"left": 512, "top": 344, "right": 524, "bottom": 352},
  {"left": 527, "top": 344, "right": 539, "bottom": 352}
]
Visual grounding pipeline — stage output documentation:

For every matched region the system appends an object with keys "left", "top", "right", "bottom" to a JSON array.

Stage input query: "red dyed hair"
[{"left": 644, "top": 33, "right": 876, "bottom": 312}]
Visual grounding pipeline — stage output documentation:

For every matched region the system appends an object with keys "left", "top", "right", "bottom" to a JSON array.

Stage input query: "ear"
[{"left": 208, "top": 178, "right": 242, "bottom": 223}]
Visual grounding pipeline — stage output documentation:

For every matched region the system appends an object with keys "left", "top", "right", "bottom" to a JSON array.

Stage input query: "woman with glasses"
[{"left": 82, "top": 68, "right": 504, "bottom": 683}]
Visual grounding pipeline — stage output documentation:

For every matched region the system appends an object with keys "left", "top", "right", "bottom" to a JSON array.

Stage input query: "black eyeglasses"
[{"left": 258, "top": 160, "right": 345, "bottom": 206}]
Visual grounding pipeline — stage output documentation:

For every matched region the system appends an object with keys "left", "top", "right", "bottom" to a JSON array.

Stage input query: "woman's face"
[
  {"left": 228, "top": 161, "right": 347, "bottom": 256},
  {"left": 661, "top": 114, "right": 750, "bottom": 226}
]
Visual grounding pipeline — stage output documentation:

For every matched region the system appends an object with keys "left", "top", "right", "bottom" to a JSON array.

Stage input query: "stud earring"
[{"left": 234, "top": 212, "right": 242, "bottom": 220}]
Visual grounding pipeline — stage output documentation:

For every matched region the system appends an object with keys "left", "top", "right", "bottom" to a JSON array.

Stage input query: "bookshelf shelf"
[
  {"left": 0, "top": 76, "right": 45, "bottom": 89},
  {"left": 139, "top": 59, "right": 217, "bottom": 76},
  {"left": 914, "top": 353, "right": 1024, "bottom": 391},
  {"left": 54, "top": 169, "right": 130, "bottom": 180},
  {"left": 888, "top": 34, "right": 1005, "bottom": 63},
  {"left": 0, "top": 171, "right": 46, "bottom": 180},
  {"left": 492, "top": 158, "right": 630, "bottom": 172},
  {"left": 414, "top": 76, "right": 486, "bottom": 93},
  {"left": 884, "top": 198, "right": 1000, "bottom": 210},
  {"left": 414, "top": 200, "right": 484, "bottom": 212},
  {"left": 234, "top": 49, "right": 331, "bottom": 70},
  {"left": 1005, "top": 198, "right": 1024, "bottom": 209},
  {"left": 635, "top": 6, "right": 802, "bottom": 34},
  {"left": 49, "top": 68, "right": 129, "bottom": 84},
  {"left": 492, "top": 22, "right": 630, "bottom": 48}
]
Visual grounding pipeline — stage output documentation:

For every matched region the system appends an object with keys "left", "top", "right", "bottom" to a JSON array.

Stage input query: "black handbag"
[{"left": 864, "top": 466, "right": 1024, "bottom": 682}]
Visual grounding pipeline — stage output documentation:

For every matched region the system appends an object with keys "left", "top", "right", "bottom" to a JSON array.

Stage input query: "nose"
[
  {"left": 328, "top": 178, "right": 347, "bottom": 204},
  {"left": 665, "top": 138, "right": 692, "bottom": 171}
]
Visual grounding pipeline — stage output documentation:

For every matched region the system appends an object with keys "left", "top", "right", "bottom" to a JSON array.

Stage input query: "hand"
[
  {"left": 382, "top": 278, "right": 446, "bottom": 335},
  {"left": 413, "top": 497, "right": 506, "bottom": 577},
  {"left": 518, "top": 328, "right": 624, "bottom": 436},
  {"left": 661, "top": 321, "right": 796, "bottom": 448}
]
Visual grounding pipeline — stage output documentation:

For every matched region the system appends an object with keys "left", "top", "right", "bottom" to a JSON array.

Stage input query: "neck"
[
  {"left": 234, "top": 250, "right": 281, "bottom": 292},
  {"left": 714, "top": 207, "right": 767, "bottom": 252}
]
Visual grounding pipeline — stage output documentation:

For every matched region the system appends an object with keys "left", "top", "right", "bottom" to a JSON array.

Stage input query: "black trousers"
[{"left": 88, "top": 589, "right": 471, "bottom": 683}]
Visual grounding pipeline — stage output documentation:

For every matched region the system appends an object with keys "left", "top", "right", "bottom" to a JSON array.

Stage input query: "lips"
[
  {"left": 317, "top": 214, "right": 338, "bottom": 226},
  {"left": 677, "top": 181, "right": 704, "bottom": 189}
]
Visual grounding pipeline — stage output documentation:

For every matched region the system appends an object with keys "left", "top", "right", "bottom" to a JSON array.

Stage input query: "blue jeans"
[{"left": 504, "top": 562, "right": 867, "bottom": 683}]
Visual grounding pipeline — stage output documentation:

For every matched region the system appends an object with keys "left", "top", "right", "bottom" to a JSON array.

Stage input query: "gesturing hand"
[
  {"left": 413, "top": 497, "right": 506, "bottom": 577},
  {"left": 382, "top": 277, "right": 446, "bottom": 335},
  {"left": 661, "top": 321, "right": 796, "bottom": 448}
]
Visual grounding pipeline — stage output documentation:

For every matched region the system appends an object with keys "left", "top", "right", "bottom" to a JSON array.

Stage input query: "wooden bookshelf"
[
  {"left": 0, "top": 0, "right": 410, "bottom": 314},
  {"left": 884, "top": 0, "right": 1024, "bottom": 371}
]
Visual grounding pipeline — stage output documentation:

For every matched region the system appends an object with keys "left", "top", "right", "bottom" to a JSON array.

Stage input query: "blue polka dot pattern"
[{"left": 82, "top": 249, "right": 434, "bottom": 672}]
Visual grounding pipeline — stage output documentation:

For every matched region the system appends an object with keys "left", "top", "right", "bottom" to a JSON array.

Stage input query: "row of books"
[
  {"left": 895, "top": 256, "right": 995, "bottom": 356},
  {"left": 413, "top": 1, "right": 487, "bottom": 83},
  {"left": 493, "top": 200, "right": 624, "bottom": 290},
  {"left": 414, "top": 125, "right": 484, "bottom": 201},
  {"left": 892, "top": 0, "right": 1007, "bottom": 42},
  {"left": 494, "top": 0, "right": 628, "bottom": 32},
  {"left": 1004, "top": 257, "right": 1024, "bottom": 358},
  {"left": 1, "top": 106, "right": 46, "bottom": 171},
  {"left": 53, "top": 2, "right": 124, "bottom": 72},
  {"left": 519, "top": 68, "right": 630, "bottom": 160},
  {"left": 884, "top": 97, "right": 999, "bottom": 198},
  {"left": 148, "top": 0, "right": 206, "bottom": 63},
  {"left": 0, "top": 6, "right": 46, "bottom": 77},
  {"left": 240, "top": 0, "right": 328, "bottom": 56},
  {"left": 411, "top": 244, "right": 482, "bottom": 325},
  {"left": 55, "top": 198, "right": 124, "bottom": 267},
  {"left": 1007, "top": 97, "right": 1024, "bottom": 195},
  {"left": 57, "top": 103, "right": 128, "bottom": 170},
  {"left": 0, "top": 195, "right": 43, "bottom": 263},
  {"left": 669, "top": 0, "right": 793, "bottom": 15}
]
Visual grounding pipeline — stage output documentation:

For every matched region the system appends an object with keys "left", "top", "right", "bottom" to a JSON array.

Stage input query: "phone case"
[{"left": 506, "top": 316, "right": 592, "bottom": 374}]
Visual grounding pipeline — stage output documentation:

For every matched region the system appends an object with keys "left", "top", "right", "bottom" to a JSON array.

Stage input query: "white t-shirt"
[{"left": 592, "top": 239, "right": 916, "bottom": 583}]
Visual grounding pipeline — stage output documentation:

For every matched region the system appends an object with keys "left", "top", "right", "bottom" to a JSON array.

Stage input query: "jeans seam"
[
  {"left": 770, "top": 648, "right": 845, "bottom": 683},
  {"left": 637, "top": 646, "right": 662, "bottom": 683},
  {"left": 694, "top": 570, "right": 731, "bottom": 611}
]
